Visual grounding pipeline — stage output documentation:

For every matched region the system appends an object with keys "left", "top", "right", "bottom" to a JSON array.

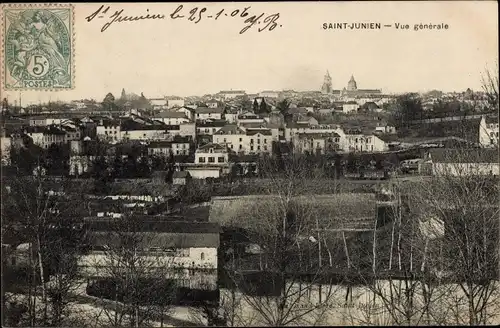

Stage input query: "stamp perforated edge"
[{"left": 0, "top": 2, "right": 75, "bottom": 92}]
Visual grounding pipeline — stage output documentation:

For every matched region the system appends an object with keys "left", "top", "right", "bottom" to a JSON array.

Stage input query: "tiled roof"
[
  {"left": 195, "top": 107, "right": 224, "bottom": 114},
  {"left": 428, "top": 148, "right": 499, "bottom": 163},
  {"left": 155, "top": 111, "right": 188, "bottom": 119},
  {"left": 197, "top": 142, "right": 227, "bottom": 152},
  {"left": 297, "top": 132, "right": 340, "bottom": 139},
  {"left": 218, "top": 90, "right": 246, "bottom": 94},
  {"left": 246, "top": 129, "right": 272, "bottom": 136},
  {"left": 148, "top": 141, "right": 172, "bottom": 148},
  {"left": 171, "top": 135, "right": 192, "bottom": 143},
  {"left": 120, "top": 120, "right": 166, "bottom": 131},
  {"left": 214, "top": 125, "right": 245, "bottom": 135},
  {"left": 209, "top": 194, "right": 377, "bottom": 229},
  {"left": 86, "top": 223, "right": 220, "bottom": 248},
  {"left": 197, "top": 120, "right": 227, "bottom": 128}
]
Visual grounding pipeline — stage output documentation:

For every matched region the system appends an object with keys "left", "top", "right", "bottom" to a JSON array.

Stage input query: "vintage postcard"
[{"left": 1, "top": 1, "right": 499, "bottom": 328}]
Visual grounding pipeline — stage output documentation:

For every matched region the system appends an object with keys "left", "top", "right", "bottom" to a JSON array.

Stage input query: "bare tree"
[
  {"left": 214, "top": 154, "right": 347, "bottom": 326},
  {"left": 481, "top": 63, "right": 499, "bottom": 114},
  {"left": 409, "top": 148, "right": 499, "bottom": 325},
  {"left": 2, "top": 175, "right": 91, "bottom": 327},
  {"left": 81, "top": 216, "right": 178, "bottom": 327}
]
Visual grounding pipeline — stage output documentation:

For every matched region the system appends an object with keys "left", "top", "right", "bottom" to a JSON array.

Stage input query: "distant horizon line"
[{"left": 4, "top": 87, "right": 485, "bottom": 105}]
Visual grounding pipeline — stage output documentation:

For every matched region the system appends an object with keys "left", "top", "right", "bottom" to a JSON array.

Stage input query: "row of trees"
[
  {"left": 189, "top": 149, "right": 499, "bottom": 326},
  {"left": 102, "top": 90, "right": 152, "bottom": 111}
]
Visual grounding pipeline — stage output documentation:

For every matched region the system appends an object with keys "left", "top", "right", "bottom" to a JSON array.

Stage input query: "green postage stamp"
[{"left": 2, "top": 3, "right": 74, "bottom": 90}]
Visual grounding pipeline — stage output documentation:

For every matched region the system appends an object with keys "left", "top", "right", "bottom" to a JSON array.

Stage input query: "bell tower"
[
  {"left": 321, "top": 70, "right": 332, "bottom": 94},
  {"left": 347, "top": 75, "right": 357, "bottom": 91}
]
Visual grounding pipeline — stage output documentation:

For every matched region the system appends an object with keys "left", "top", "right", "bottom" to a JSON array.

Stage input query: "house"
[
  {"left": 294, "top": 132, "right": 341, "bottom": 155},
  {"left": 213, "top": 125, "right": 247, "bottom": 153},
  {"left": 149, "top": 97, "right": 168, "bottom": 110},
  {"left": 24, "top": 125, "right": 67, "bottom": 148},
  {"left": 287, "top": 107, "right": 309, "bottom": 116},
  {"left": 195, "top": 143, "right": 228, "bottom": 165},
  {"left": 174, "top": 106, "right": 196, "bottom": 121},
  {"left": 77, "top": 219, "right": 220, "bottom": 292},
  {"left": 196, "top": 119, "right": 227, "bottom": 136},
  {"left": 360, "top": 101, "right": 382, "bottom": 113},
  {"left": 344, "top": 129, "right": 388, "bottom": 152},
  {"left": 148, "top": 141, "right": 173, "bottom": 157},
  {"left": 206, "top": 100, "right": 219, "bottom": 108},
  {"left": 155, "top": 111, "right": 190, "bottom": 125},
  {"left": 69, "top": 140, "right": 115, "bottom": 176},
  {"left": 479, "top": 115, "right": 499, "bottom": 147},
  {"left": 237, "top": 112, "right": 266, "bottom": 125},
  {"left": 195, "top": 107, "right": 224, "bottom": 121},
  {"left": 120, "top": 120, "right": 168, "bottom": 141},
  {"left": 96, "top": 119, "right": 121, "bottom": 142},
  {"left": 170, "top": 135, "right": 192, "bottom": 156},
  {"left": 420, "top": 148, "right": 499, "bottom": 176},
  {"left": 166, "top": 96, "right": 185, "bottom": 109},
  {"left": 172, "top": 171, "right": 191, "bottom": 185},
  {"left": 29, "top": 115, "right": 64, "bottom": 126},
  {"left": 179, "top": 143, "right": 230, "bottom": 179},
  {"left": 296, "top": 115, "right": 318, "bottom": 126},
  {"left": 285, "top": 123, "right": 345, "bottom": 143},
  {"left": 374, "top": 122, "right": 397, "bottom": 134},
  {"left": 259, "top": 90, "right": 280, "bottom": 98},
  {"left": 224, "top": 108, "right": 240, "bottom": 124},
  {"left": 61, "top": 125, "right": 82, "bottom": 142},
  {"left": 245, "top": 130, "right": 273, "bottom": 154},
  {"left": 216, "top": 90, "right": 246, "bottom": 99},
  {"left": 342, "top": 101, "right": 359, "bottom": 113}
]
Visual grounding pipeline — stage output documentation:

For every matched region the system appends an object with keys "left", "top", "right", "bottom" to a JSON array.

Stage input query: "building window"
[
  {"left": 201, "top": 252, "right": 205, "bottom": 260},
  {"left": 264, "top": 139, "right": 267, "bottom": 144},
  {"left": 257, "top": 146, "right": 261, "bottom": 150},
  {"left": 199, "top": 157, "right": 206, "bottom": 163},
  {"left": 218, "top": 157, "right": 225, "bottom": 163},
  {"left": 208, "top": 157, "right": 215, "bottom": 163},
  {"left": 250, "top": 145, "right": 254, "bottom": 151},
  {"left": 264, "top": 145, "right": 268, "bottom": 151},
  {"left": 239, "top": 138, "right": 242, "bottom": 142},
  {"left": 257, "top": 139, "right": 260, "bottom": 144},
  {"left": 317, "top": 142, "right": 320, "bottom": 148},
  {"left": 250, "top": 139, "right": 254, "bottom": 144},
  {"left": 223, "top": 138, "right": 227, "bottom": 143},
  {"left": 239, "top": 144, "right": 242, "bottom": 150}
]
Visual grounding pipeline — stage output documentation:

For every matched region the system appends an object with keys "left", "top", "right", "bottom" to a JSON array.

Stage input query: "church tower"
[
  {"left": 321, "top": 70, "right": 332, "bottom": 94},
  {"left": 347, "top": 75, "right": 357, "bottom": 91}
]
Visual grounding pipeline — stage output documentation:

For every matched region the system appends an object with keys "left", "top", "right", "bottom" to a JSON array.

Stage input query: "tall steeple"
[
  {"left": 347, "top": 74, "right": 357, "bottom": 91},
  {"left": 321, "top": 70, "right": 332, "bottom": 94}
]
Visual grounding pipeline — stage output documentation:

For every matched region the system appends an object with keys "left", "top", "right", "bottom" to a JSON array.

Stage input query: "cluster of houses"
[{"left": 1, "top": 89, "right": 498, "bottom": 179}]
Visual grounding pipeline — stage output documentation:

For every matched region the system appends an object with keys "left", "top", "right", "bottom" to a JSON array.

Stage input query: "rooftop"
[
  {"left": 427, "top": 148, "right": 499, "bottom": 163},
  {"left": 155, "top": 111, "right": 189, "bottom": 119},
  {"left": 195, "top": 107, "right": 225, "bottom": 114}
]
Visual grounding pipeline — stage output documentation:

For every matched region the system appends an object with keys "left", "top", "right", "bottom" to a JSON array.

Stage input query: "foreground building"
[
  {"left": 420, "top": 148, "right": 499, "bottom": 176},
  {"left": 78, "top": 219, "right": 220, "bottom": 292}
]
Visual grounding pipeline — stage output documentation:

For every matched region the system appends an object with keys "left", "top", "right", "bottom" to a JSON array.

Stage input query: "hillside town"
[{"left": 2, "top": 73, "right": 499, "bottom": 327}]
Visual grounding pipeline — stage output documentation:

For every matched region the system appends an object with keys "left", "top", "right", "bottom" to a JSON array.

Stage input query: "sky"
[{"left": 1, "top": 1, "right": 498, "bottom": 105}]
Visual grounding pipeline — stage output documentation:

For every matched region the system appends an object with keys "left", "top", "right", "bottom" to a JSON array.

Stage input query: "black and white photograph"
[{"left": 1, "top": 1, "right": 499, "bottom": 326}]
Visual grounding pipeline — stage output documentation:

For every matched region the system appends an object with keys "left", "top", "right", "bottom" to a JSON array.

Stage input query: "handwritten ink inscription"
[{"left": 85, "top": 5, "right": 282, "bottom": 34}]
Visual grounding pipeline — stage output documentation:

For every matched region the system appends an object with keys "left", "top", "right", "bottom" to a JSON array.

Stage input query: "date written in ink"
[
  {"left": 86, "top": 4, "right": 282, "bottom": 34},
  {"left": 169, "top": 5, "right": 282, "bottom": 34}
]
